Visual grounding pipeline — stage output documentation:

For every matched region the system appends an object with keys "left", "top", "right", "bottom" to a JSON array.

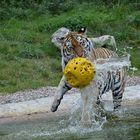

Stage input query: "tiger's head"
[
  {"left": 61, "top": 31, "right": 93, "bottom": 67},
  {"left": 52, "top": 27, "right": 88, "bottom": 49}
]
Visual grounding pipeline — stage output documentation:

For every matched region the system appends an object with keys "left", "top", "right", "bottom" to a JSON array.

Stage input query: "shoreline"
[
  {"left": 0, "top": 85, "right": 140, "bottom": 125},
  {"left": 0, "top": 76, "right": 140, "bottom": 105},
  {"left": 0, "top": 110, "right": 68, "bottom": 125},
  {"left": 0, "top": 100, "right": 140, "bottom": 125},
  {"left": 0, "top": 76, "right": 140, "bottom": 124}
]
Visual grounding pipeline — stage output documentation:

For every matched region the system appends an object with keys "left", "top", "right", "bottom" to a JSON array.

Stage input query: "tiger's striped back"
[
  {"left": 61, "top": 32, "right": 118, "bottom": 67},
  {"left": 92, "top": 48, "right": 118, "bottom": 60}
]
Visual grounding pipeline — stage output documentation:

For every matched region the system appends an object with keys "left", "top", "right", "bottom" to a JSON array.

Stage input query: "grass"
[
  {"left": 0, "top": 2, "right": 140, "bottom": 94},
  {"left": 0, "top": 56, "right": 62, "bottom": 93}
]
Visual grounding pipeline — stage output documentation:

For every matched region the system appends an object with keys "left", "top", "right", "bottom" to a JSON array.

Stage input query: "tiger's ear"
[{"left": 78, "top": 27, "right": 87, "bottom": 35}]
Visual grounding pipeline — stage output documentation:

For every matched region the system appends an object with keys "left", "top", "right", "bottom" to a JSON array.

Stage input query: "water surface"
[{"left": 0, "top": 107, "right": 140, "bottom": 140}]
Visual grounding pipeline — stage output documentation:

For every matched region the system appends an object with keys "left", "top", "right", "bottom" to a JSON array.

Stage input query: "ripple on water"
[{"left": 0, "top": 106, "right": 140, "bottom": 140}]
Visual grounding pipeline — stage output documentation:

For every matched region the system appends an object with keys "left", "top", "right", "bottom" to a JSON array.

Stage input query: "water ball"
[{"left": 64, "top": 57, "right": 96, "bottom": 88}]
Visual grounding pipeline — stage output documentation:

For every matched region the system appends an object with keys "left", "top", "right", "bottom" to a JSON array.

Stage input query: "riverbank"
[
  {"left": 0, "top": 75, "right": 140, "bottom": 124},
  {"left": 0, "top": 84, "right": 140, "bottom": 125},
  {"left": 1, "top": 76, "right": 140, "bottom": 105}
]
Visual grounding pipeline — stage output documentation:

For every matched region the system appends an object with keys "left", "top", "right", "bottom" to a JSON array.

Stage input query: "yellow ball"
[{"left": 64, "top": 57, "right": 96, "bottom": 88}]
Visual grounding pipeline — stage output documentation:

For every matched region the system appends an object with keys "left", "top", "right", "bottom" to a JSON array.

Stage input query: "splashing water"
[
  {"left": 43, "top": 53, "right": 133, "bottom": 137},
  {"left": 77, "top": 54, "right": 132, "bottom": 128},
  {"left": 94, "top": 54, "right": 131, "bottom": 70},
  {"left": 68, "top": 94, "right": 107, "bottom": 131},
  {"left": 129, "top": 67, "right": 138, "bottom": 75},
  {"left": 1, "top": 102, "right": 140, "bottom": 140},
  {"left": 1, "top": 51, "right": 139, "bottom": 140}
]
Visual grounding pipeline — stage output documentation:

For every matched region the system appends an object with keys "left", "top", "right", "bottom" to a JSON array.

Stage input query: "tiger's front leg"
[{"left": 51, "top": 75, "right": 71, "bottom": 112}]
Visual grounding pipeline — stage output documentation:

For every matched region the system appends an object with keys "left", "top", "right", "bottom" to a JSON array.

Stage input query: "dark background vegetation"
[{"left": 0, "top": 0, "right": 140, "bottom": 93}]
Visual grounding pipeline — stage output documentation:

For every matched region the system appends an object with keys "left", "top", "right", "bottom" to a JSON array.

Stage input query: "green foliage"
[
  {"left": 0, "top": 1, "right": 140, "bottom": 93},
  {"left": 1, "top": 0, "right": 138, "bottom": 20},
  {"left": 19, "top": 45, "right": 45, "bottom": 59},
  {"left": 40, "top": 43, "right": 60, "bottom": 58},
  {"left": 129, "top": 48, "right": 140, "bottom": 75},
  {"left": 64, "top": 15, "right": 85, "bottom": 31},
  {"left": 47, "top": 0, "right": 75, "bottom": 15},
  {"left": 0, "top": 0, "right": 75, "bottom": 20}
]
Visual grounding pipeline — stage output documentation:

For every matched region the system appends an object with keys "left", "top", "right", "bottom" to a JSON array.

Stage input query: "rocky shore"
[{"left": 0, "top": 76, "right": 140, "bottom": 105}]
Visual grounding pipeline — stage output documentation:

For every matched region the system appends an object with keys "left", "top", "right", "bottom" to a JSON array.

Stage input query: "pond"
[{"left": 0, "top": 106, "right": 140, "bottom": 140}]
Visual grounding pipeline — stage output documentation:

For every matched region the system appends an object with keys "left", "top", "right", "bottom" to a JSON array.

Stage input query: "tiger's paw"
[{"left": 51, "top": 99, "right": 61, "bottom": 112}]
